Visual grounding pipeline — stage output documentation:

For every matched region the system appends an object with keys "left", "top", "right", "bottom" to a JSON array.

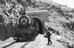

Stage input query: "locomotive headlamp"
[{"left": 20, "top": 17, "right": 27, "bottom": 25}]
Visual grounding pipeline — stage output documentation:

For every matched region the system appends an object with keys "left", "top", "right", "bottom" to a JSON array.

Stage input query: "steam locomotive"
[
  {"left": 0, "top": 14, "right": 46, "bottom": 42},
  {"left": 13, "top": 15, "right": 44, "bottom": 42}
]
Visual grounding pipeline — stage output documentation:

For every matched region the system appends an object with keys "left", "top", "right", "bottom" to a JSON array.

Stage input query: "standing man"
[
  {"left": 44, "top": 22, "right": 52, "bottom": 45},
  {"left": 46, "top": 31, "right": 52, "bottom": 45},
  {"left": 43, "top": 27, "right": 52, "bottom": 45}
]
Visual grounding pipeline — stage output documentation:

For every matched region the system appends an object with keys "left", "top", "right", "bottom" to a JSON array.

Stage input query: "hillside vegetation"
[{"left": 0, "top": 0, "right": 74, "bottom": 48}]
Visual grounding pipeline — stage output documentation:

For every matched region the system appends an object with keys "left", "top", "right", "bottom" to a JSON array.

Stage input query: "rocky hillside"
[{"left": 0, "top": 0, "right": 74, "bottom": 48}]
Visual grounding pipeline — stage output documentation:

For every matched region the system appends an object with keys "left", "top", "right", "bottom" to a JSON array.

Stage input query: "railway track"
[{"left": 0, "top": 34, "right": 65, "bottom": 48}]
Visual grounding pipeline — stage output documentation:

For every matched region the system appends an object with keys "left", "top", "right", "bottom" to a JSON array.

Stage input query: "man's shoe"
[
  {"left": 47, "top": 42, "right": 52, "bottom": 45},
  {"left": 47, "top": 43, "right": 49, "bottom": 45},
  {"left": 49, "top": 42, "right": 52, "bottom": 45}
]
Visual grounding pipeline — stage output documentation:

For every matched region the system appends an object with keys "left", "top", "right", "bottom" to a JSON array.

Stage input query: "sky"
[
  {"left": 52, "top": 0, "right": 74, "bottom": 8},
  {"left": 38, "top": 0, "right": 74, "bottom": 8}
]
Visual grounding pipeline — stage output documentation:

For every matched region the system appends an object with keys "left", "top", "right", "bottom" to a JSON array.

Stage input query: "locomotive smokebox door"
[
  {"left": 18, "top": 16, "right": 30, "bottom": 29},
  {"left": 14, "top": 16, "right": 43, "bottom": 42}
]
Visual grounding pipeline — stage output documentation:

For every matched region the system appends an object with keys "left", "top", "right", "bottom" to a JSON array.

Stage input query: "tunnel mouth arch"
[{"left": 32, "top": 17, "right": 43, "bottom": 34}]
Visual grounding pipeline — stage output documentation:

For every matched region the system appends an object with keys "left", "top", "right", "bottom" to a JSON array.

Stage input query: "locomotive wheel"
[
  {"left": 14, "top": 33, "right": 22, "bottom": 41},
  {"left": 14, "top": 37, "right": 18, "bottom": 40}
]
